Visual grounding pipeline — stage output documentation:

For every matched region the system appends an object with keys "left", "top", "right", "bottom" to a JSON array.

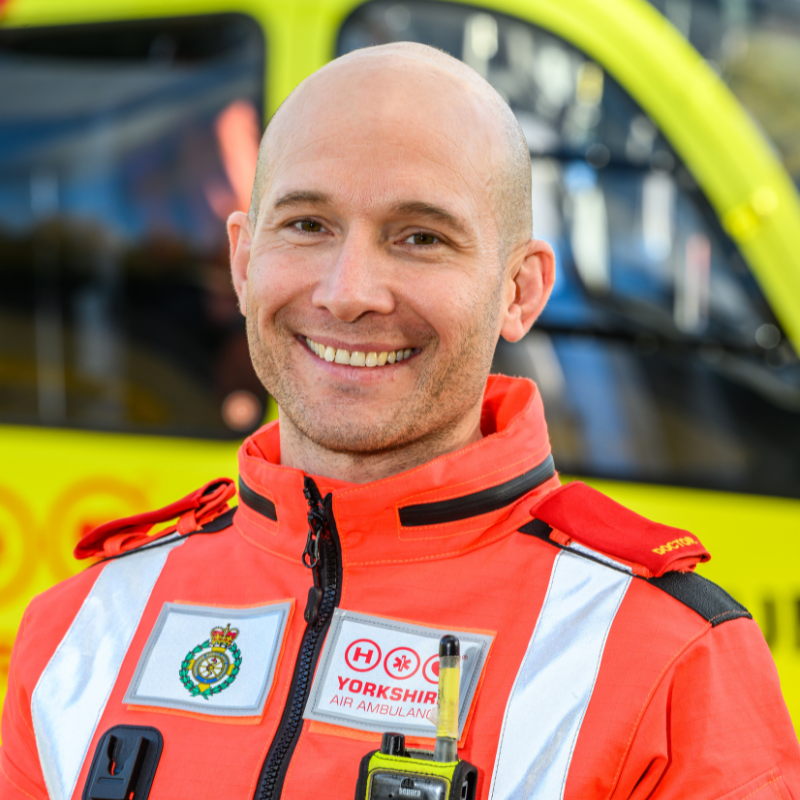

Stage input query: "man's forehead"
[
  {"left": 267, "top": 134, "right": 484, "bottom": 204},
  {"left": 261, "top": 110, "right": 495, "bottom": 230}
]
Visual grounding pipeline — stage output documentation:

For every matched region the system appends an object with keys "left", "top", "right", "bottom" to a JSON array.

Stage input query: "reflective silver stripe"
[
  {"left": 489, "top": 550, "right": 631, "bottom": 800},
  {"left": 32, "top": 541, "right": 181, "bottom": 800}
]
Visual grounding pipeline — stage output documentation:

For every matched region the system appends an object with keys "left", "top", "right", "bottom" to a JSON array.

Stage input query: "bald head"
[{"left": 248, "top": 43, "right": 531, "bottom": 260}]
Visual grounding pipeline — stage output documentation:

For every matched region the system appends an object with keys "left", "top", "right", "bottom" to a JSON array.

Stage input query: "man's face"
[{"left": 238, "top": 59, "right": 513, "bottom": 456}]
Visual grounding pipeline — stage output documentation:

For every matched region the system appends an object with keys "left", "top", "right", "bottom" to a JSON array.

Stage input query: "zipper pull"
[
  {"left": 304, "top": 571, "right": 322, "bottom": 626},
  {"left": 302, "top": 477, "right": 326, "bottom": 625}
]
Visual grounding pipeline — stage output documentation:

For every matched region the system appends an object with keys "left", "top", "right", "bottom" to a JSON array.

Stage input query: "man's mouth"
[{"left": 304, "top": 336, "right": 415, "bottom": 368}]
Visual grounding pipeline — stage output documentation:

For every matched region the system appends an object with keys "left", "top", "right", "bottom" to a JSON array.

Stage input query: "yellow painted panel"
[{"left": 581, "top": 477, "right": 800, "bottom": 737}]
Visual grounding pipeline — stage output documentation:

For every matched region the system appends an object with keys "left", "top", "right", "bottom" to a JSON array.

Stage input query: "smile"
[{"left": 305, "top": 337, "right": 415, "bottom": 368}]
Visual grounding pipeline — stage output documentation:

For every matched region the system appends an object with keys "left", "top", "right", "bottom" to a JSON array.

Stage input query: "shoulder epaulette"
[
  {"left": 74, "top": 478, "right": 236, "bottom": 560},
  {"left": 527, "top": 481, "right": 710, "bottom": 578},
  {"left": 523, "top": 482, "right": 751, "bottom": 625}
]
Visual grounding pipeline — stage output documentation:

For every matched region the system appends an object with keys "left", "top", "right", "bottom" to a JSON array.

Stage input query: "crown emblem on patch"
[
  {"left": 180, "top": 623, "right": 242, "bottom": 700},
  {"left": 210, "top": 624, "right": 239, "bottom": 649}
]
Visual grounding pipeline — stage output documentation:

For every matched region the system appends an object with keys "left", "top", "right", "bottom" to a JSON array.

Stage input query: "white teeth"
[{"left": 305, "top": 338, "right": 412, "bottom": 368}]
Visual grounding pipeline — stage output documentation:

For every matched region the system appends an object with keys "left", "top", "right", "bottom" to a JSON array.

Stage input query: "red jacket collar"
[{"left": 235, "top": 375, "right": 560, "bottom": 566}]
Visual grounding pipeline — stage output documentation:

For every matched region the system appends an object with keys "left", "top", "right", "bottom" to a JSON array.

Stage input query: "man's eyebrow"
[
  {"left": 391, "top": 201, "right": 469, "bottom": 236},
  {"left": 273, "top": 190, "right": 332, "bottom": 209}
]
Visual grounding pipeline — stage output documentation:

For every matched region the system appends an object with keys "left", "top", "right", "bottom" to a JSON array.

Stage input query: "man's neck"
[{"left": 277, "top": 411, "right": 484, "bottom": 484}]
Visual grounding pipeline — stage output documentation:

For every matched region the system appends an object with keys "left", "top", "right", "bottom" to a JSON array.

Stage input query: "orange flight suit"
[{"left": 2, "top": 376, "right": 798, "bottom": 800}]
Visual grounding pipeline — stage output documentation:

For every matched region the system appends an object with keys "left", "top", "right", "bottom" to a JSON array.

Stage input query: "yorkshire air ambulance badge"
[{"left": 180, "top": 623, "right": 242, "bottom": 699}]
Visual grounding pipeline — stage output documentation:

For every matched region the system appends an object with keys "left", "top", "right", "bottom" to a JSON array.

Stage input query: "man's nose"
[{"left": 311, "top": 225, "right": 395, "bottom": 322}]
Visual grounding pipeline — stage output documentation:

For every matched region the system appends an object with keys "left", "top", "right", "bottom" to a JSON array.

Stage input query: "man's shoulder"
[
  {"left": 73, "top": 477, "right": 236, "bottom": 560},
  {"left": 26, "top": 477, "right": 237, "bottom": 628},
  {"left": 14, "top": 481, "right": 240, "bottom": 688},
  {"left": 528, "top": 480, "right": 711, "bottom": 579},
  {"left": 524, "top": 480, "right": 751, "bottom": 629},
  {"left": 30, "top": 480, "right": 238, "bottom": 611}
]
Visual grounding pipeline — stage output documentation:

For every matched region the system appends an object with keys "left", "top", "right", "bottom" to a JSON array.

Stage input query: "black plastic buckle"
[{"left": 83, "top": 725, "right": 162, "bottom": 800}]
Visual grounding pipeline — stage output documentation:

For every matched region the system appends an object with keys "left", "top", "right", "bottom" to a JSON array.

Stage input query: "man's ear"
[
  {"left": 499, "top": 239, "right": 556, "bottom": 343},
  {"left": 227, "top": 211, "right": 252, "bottom": 316}
]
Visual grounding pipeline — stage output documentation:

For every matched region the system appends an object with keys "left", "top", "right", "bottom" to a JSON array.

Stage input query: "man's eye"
[
  {"left": 294, "top": 219, "right": 323, "bottom": 233},
  {"left": 406, "top": 233, "right": 439, "bottom": 246}
]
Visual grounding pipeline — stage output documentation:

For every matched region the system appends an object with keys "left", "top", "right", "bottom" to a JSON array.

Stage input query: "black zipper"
[{"left": 253, "top": 477, "right": 342, "bottom": 800}]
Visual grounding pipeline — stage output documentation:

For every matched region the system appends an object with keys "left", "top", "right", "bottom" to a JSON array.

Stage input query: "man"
[{"left": 2, "top": 43, "right": 799, "bottom": 800}]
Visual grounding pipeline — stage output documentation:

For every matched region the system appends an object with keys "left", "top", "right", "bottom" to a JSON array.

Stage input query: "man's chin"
[
  {"left": 282, "top": 405, "right": 427, "bottom": 457},
  {"left": 302, "top": 421, "right": 416, "bottom": 456}
]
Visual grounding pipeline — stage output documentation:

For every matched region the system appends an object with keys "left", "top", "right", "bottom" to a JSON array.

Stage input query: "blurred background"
[{"left": 1, "top": 0, "right": 799, "bottom": 734}]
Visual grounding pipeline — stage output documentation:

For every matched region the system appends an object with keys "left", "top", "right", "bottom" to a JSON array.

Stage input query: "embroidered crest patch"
[
  {"left": 124, "top": 601, "right": 291, "bottom": 717},
  {"left": 180, "top": 624, "right": 242, "bottom": 699}
]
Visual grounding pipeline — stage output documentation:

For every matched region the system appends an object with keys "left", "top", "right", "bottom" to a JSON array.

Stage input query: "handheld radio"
[{"left": 354, "top": 635, "right": 478, "bottom": 800}]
